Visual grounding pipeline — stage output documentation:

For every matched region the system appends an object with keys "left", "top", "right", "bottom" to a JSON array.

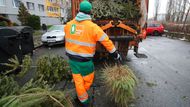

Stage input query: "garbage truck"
[{"left": 71, "top": 0, "right": 149, "bottom": 60}]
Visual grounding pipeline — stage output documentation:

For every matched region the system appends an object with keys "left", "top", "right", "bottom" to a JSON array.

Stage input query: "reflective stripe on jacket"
[{"left": 64, "top": 19, "right": 116, "bottom": 59}]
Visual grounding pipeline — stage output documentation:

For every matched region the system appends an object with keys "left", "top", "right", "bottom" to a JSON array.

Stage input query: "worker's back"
[
  {"left": 65, "top": 19, "right": 111, "bottom": 59},
  {"left": 65, "top": 19, "right": 97, "bottom": 45}
]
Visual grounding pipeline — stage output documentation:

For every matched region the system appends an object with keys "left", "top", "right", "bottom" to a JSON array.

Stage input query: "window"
[
  {"left": 61, "top": 8, "right": 64, "bottom": 13},
  {"left": 48, "top": 25, "right": 64, "bottom": 32},
  {"left": 154, "top": 24, "right": 161, "bottom": 27},
  {"left": 12, "top": 0, "right": 20, "bottom": 7},
  {"left": 47, "top": 6, "right": 52, "bottom": 12},
  {"left": 49, "top": 0, "right": 58, "bottom": 3},
  {"left": 27, "top": 2, "right": 35, "bottom": 10},
  {"left": 148, "top": 23, "right": 161, "bottom": 27},
  {"left": 54, "top": 7, "right": 58, "bottom": 12},
  {"left": 47, "top": 6, "right": 59, "bottom": 12},
  {"left": 147, "top": 24, "right": 154, "bottom": 27},
  {"left": 38, "top": 4, "right": 44, "bottom": 12},
  {"left": 0, "top": 0, "right": 5, "bottom": 6},
  {"left": 61, "top": 0, "right": 64, "bottom": 5}
]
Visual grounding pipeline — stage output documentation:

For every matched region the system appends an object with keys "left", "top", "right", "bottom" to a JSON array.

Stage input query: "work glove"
[{"left": 110, "top": 51, "right": 122, "bottom": 62}]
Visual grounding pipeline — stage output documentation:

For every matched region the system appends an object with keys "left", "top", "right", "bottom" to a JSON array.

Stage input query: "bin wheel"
[{"left": 153, "top": 31, "right": 160, "bottom": 36}]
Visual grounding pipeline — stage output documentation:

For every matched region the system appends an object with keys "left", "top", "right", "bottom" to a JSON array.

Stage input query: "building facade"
[{"left": 0, "top": 0, "right": 71, "bottom": 25}]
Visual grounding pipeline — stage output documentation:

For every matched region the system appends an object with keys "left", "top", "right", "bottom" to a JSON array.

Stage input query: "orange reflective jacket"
[{"left": 64, "top": 19, "right": 116, "bottom": 58}]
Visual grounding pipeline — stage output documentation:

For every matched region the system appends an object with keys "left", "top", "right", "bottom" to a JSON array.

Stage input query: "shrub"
[
  {"left": 13, "top": 22, "right": 19, "bottom": 26},
  {"left": 164, "top": 23, "right": 190, "bottom": 33},
  {"left": 27, "top": 15, "right": 41, "bottom": 30},
  {"left": 0, "top": 21, "right": 8, "bottom": 26}
]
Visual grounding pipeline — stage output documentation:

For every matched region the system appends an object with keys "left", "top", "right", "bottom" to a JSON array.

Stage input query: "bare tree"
[
  {"left": 180, "top": 0, "right": 188, "bottom": 22},
  {"left": 176, "top": 0, "right": 183, "bottom": 22},
  {"left": 171, "top": 0, "right": 177, "bottom": 22},
  {"left": 166, "top": 0, "right": 173, "bottom": 21},
  {"left": 166, "top": 0, "right": 177, "bottom": 22},
  {"left": 166, "top": 0, "right": 190, "bottom": 23},
  {"left": 182, "top": 1, "right": 190, "bottom": 30},
  {"left": 154, "top": 0, "right": 160, "bottom": 21}
]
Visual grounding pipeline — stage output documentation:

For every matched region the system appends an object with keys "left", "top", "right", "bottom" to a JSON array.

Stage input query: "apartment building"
[{"left": 0, "top": 0, "right": 71, "bottom": 25}]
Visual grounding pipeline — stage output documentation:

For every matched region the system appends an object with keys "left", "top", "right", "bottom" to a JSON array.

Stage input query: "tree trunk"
[
  {"left": 154, "top": 0, "right": 160, "bottom": 21},
  {"left": 182, "top": 6, "right": 190, "bottom": 31},
  {"left": 180, "top": 0, "right": 187, "bottom": 23},
  {"left": 166, "top": 0, "right": 173, "bottom": 21}
]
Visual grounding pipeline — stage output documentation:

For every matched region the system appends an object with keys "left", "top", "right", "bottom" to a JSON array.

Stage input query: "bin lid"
[
  {"left": 11, "top": 26, "right": 33, "bottom": 33},
  {"left": 0, "top": 27, "right": 19, "bottom": 37},
  {"left": 0, "top": 26, "right": 33, "bottom": 33}
]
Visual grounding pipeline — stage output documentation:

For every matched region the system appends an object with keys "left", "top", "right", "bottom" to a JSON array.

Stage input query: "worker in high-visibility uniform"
[{"left": 64, "top": 0, "right": 121, "bottom": 106}]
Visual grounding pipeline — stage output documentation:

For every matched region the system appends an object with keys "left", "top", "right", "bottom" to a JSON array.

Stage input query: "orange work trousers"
[{"left": 72, "top": 72, "right": 94, "bottom": 104}]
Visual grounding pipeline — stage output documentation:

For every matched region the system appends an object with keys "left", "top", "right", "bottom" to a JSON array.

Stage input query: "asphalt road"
[
  {"left": 127, "top": 36, "right": 190, "bottom": 107},
  {"left": 32, "top": 36, "right": 190, "bottom": 107}
]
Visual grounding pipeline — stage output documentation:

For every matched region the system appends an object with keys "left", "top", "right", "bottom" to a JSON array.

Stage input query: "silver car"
[{"left": 41, "top": 25, "right": 65, "bottom": 45}]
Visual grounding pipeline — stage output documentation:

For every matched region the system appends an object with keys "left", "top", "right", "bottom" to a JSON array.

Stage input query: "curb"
[{"left": 34, "top": 44, "right": 44, "bottom": 50}]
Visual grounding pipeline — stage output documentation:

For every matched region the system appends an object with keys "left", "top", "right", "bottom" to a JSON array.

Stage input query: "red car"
[{"left": 146, "top": 22, "right": 164, "bottom": 36}]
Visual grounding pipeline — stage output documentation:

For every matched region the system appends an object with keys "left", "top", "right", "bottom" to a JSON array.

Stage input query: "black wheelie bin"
[{"left": 0, "top": 26, "right": 34, "bottom": 72}]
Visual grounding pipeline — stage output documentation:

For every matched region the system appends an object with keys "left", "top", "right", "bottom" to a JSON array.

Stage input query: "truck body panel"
[{"left": 71, "top": 0, "right": 149, "bottom": 59}]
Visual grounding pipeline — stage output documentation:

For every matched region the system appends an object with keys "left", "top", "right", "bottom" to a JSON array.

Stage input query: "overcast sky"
[{"left": 148, "top": 0, "right": 168, "bottom": 18}]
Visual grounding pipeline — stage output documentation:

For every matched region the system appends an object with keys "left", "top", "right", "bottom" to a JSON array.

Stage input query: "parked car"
[
  {"left": 41, "top": 25, "right": 65, "bottom": 46},
  {"left": 146, "top": 22, "right": 164, "bottom": 36}
]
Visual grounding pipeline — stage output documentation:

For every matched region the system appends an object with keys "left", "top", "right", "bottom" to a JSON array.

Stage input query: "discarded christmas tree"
[
  {"left": 0, "top": 55, "right": 73, "bottom": 107},
  {"left": 2, "top": 55, "right": 32, "bottom": 77},
  {"left": 102, "top": 64, "right": 138, "bottom": 107},
  {"left": 0, "top": 76, "right": 19, "bottom": 99},
  {"left": 0, "top": 87, "right": 73, "bottom": 107},
  {"left": 91, "top": 0, "right": 141, "bottom": 20},
  {"left": 36, "top": 55, "right": 71, "bottom": 84}
]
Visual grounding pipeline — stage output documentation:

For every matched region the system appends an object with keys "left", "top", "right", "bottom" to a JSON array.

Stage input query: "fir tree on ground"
[{"left": 17, "top": 2, "right": 30, "bottom": 25}]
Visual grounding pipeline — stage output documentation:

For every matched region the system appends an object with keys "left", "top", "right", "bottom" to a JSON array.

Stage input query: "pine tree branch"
[{"left": 49, "top": 95, "right": 65, "bottom": 107}]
